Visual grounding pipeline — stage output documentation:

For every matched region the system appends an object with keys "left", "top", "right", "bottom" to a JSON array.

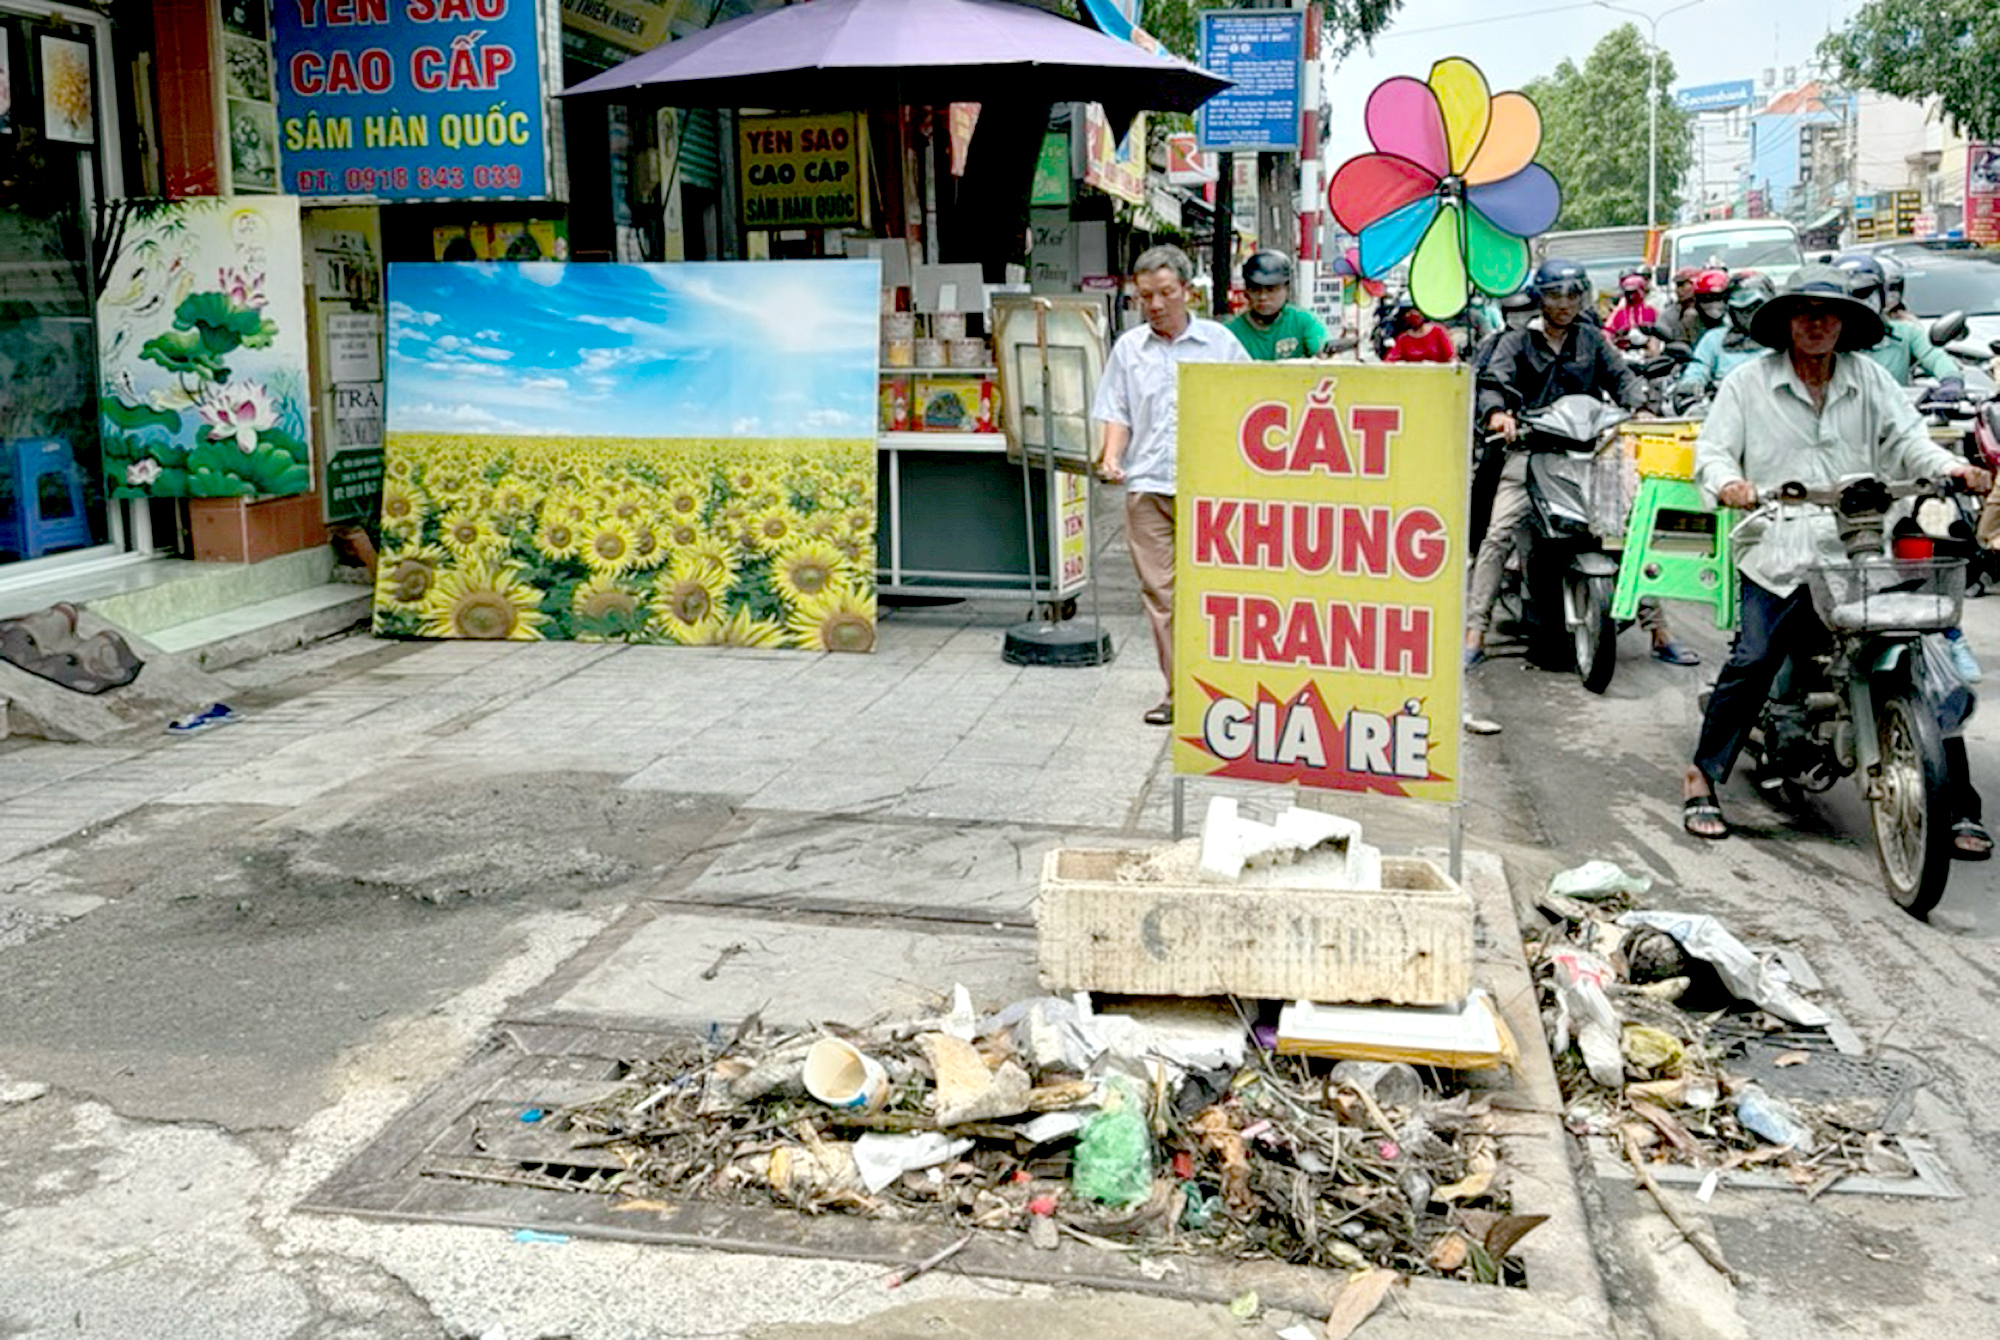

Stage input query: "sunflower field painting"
[{"left": 375, "top": 260, "right": 881, "bottom": 652}]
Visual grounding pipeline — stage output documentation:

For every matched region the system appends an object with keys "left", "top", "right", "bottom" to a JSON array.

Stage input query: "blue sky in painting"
[{"left": 386, "top": 260, "right": 881, "bottom": 439}]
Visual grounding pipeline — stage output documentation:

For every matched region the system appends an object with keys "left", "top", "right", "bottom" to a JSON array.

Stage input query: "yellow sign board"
[
  {"left": 1173, "top": 364, "right": 1470, "bottom": 803},
  {"left": 737, "top": 112, "right": 866, "bottom": 230},
  {"left": 560, "top": 0, "right": 706, "bottom": 59}
]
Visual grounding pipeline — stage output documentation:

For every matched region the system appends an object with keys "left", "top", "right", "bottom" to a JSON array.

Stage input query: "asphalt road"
[{"left": 1462, "top": 583, "right": 2000, "bottom": 1340}]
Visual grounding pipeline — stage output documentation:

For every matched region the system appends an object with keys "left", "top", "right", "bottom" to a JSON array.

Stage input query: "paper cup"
[
  {"left": 803, "top": 1038, "right": 889, "bottom": 1112},
  {"left": 947, "top": 338, "right": 989, "bottom": 368},
  {"left": 882, "top": 311, "right": 916, "bottom": 339},
  {"left": 882, "top": 337, "right": 914, "bottom": 367},
  {"left": 913, "top": 337, "right": 947, "bottom": 368},
  {"left": 931, "top": 311, "right": 967, "bottom": 341}
]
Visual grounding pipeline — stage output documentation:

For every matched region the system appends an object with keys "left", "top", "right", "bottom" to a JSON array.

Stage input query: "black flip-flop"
[
  {"left": 1142, "top": 701, "right": 1173, "bottom": 726},
  {"left": 1952, "top": 817, "right": 1993, "bottom": 861},
  {"left": 1683, "top": 794, "right": 1729, "bottom": 840}
]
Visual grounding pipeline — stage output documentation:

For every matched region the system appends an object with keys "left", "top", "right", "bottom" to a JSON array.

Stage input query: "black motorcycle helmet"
[
  {"left": 1529, "top": 258, "right": 1591, "bottom": 302},
  {"left": 1242, "top": 250, "right": 1293, "bottom": 289},
  {"left": 1831, "top": 252, "right": 1887, "bottom": 315},
  {"left": 1724, "top": 272, "right": 1775, "bottom": 335},
  {"left": 1877, "top": 253, "right": 1907, "bottom": 312}
]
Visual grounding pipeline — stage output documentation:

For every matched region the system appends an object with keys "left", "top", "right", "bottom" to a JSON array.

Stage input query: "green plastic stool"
[{"left": 1611, "top": 477, "right": 1736, "bottom": 629}]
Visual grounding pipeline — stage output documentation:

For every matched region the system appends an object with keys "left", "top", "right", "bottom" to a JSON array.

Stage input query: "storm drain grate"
[{"left": 1723, "top": 1038, "right": 1921, "bottom": 1134}]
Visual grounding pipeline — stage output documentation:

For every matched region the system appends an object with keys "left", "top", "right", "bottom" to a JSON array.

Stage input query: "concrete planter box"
[{"left": 1036, "top": 848, "right": 1473, "bottom": 1005}]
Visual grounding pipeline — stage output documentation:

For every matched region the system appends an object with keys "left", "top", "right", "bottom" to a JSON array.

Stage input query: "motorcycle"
[
  {"left": 1491, "top": 390, "right": 1664, "bottom": 694},
  {"left": 1732, "top": 474, "right": 1973, "bottom": 917}
]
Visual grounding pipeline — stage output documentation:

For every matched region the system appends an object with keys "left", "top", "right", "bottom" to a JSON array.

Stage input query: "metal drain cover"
[{"left": 1726, "top": 1039, "right": 1921, "bottom": 1134}]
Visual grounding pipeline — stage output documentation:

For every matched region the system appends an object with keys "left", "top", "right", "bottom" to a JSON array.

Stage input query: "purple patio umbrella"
[{"left": 562, "top": 0, "right": 1230, "bottom": 135}]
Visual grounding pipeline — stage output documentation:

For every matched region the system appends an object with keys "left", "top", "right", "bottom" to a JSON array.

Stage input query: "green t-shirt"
[{"left": 1227, "top": 305, "right": 1329, "bottom": 361}]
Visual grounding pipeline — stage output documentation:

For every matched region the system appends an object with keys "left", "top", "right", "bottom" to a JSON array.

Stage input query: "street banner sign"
[
  {"left": 274, "top": 0, "right": 552, "bottom": 201},
  {"left": 1166, "top": 131, "right": 1217, "bottom": 185},
  {"left": 1172, "top": 364, "right": 1469, "bottom": 803},
  {"left": 1969, "top": 144, "right": 2000, "bottom": 247},
  {"left": 1674, "top": 80, "right": 1755, "bottom": 112},
  {"left": 1196, "top": 9, "right": 1304, "bottom": 153}
]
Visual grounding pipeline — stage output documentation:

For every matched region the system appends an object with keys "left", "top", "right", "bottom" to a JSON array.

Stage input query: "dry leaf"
[
  {"left": 1190, "top": 1106, "right": 1254, "bottom": 1212},
  {"left": 1774, "top": 1050, "right": 1810, "bottom": 1067},
  {"left": 1324, "top": 1267, "right": 1401, "bottom": 1340},
  {"left": 1428, "top": 1231, "right": 1469, "bottom": 1272},
  {"left": 1481, "top": 1212, "right": 1549, "bottom": 1259},
  {"left": 1435, "top": 1136, "right": 1498, "bottom": 1201},
  {"left": 608, "top": 1197, "right": 674, "bottom": 1214}
]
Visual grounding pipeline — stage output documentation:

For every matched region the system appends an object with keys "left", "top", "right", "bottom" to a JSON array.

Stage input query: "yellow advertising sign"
[
  {"left": 1173, "top": 364, "right": 1470, "bottom": 803},
  {"left": 737, "top": 112, "right": 866, "bottom": 230},
  {"left": 1081, "top": 104, "right": 1145, "bottom": 206},
  {"left": 1059, "top": 470, "right": 1089, "bottom": 591},
  {"left": 560, "top": 0, "right": 706, "bottom": 59}
]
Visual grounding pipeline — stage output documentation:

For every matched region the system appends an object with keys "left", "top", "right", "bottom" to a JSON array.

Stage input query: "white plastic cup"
[{"left": 803, "top": 1038, "right": 889, "bottom": 1113}]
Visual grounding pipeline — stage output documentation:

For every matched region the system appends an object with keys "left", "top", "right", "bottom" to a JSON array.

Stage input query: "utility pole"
[{"left": 1595, "top": 0, "right": 1708, "bottom": 228}]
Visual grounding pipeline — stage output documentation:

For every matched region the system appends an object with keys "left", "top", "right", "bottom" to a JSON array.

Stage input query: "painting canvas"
[
  {"left": 228, "top": 96, "right": 278, "bottom": 191},
  {"left": 224, "top": 33, "right": 271, "bottom": 101},
  {"left": 39, "top": 35, "right": 91, "bottom": 144},
  {"left": 96, "top": 197, "right": 314, "bottom": 499},
  {"left": 373, "top": 260, "right": 881, "bottom": 651}
]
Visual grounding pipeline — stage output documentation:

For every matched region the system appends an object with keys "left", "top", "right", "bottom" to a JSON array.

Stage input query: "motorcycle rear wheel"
[
  {"left": 1570, "top": 572, "right": 1618, "bottom": 694},
  {"left": 1869, "top": 690, "right": 1953, "bottom": 918}
]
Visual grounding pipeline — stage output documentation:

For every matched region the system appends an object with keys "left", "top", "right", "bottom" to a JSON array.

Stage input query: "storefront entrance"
[{"left": 0, "top": 3, "right": 140, "bottom": 578}]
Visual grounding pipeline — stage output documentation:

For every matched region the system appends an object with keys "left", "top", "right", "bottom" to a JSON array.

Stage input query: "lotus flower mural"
[{"left": 1327, "top": 57, "right": 1562, "bottom": 319}]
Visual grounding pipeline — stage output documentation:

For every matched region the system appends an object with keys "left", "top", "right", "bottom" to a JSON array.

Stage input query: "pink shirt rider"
[{"left": 1607, "top": 299, "right": 1657, "bottom": 335}]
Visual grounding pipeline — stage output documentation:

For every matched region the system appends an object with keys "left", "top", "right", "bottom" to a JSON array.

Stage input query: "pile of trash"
[
  {"left": 1531, "top": 860, "right": 1924, "bottom": 1198},
  {"left": 551, "top": 988, "right": 1541, "bottom": 1283}
]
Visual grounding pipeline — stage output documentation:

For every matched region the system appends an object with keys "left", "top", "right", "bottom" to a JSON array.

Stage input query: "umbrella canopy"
[{"left": 562, "top": 0, "right": 1230, "bottom": 134}]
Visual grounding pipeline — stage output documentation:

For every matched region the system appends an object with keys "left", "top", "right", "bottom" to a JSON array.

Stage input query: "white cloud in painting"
[
  {"left": 400, "top": 401, "right": 530, "bottom": 434},
  {"left": 801, "top": 407, "right": 862, "bottom": 431},
  {"left": 651, "top": 266, "right": 875, "bottom": 355},
  {"left": 389, "top": 301, "right": 441, "bottom": 327},
  {"left": 733, "top": 416, "right": 761, "bottom": 434},
  {"left": 520, "top": 374, "right": 568, "bottom": 391},
  {"left": 475, "top": 329, "right": 503, "bottom": 341},
  {"left": 461, "top": 345, "right": 515, "bottom": 362}
]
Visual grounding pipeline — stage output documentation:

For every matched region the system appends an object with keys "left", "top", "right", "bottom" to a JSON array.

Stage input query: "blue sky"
[
  {"left": 386, "top": 260, "right": 881, "bottom": 439},
  {"left": 1324, "top": 0, "right": 1857, "bottom": 169}
]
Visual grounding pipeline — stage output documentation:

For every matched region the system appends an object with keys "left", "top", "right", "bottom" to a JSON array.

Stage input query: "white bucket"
[{"left": 803, "top": 1038, "right": 889, "bottom": 1112}]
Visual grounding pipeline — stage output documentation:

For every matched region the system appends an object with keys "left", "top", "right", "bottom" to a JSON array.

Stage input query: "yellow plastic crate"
[{"left": 1621, "top": 419, "right": 1701, "bottom": 481}]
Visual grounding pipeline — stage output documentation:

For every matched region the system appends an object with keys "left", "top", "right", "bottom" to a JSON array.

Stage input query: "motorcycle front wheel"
[
  {"left": 1569, "top": 572, "right": 1618, "bottom": 694},
  {"left": 1869, "top": 690, "right": 1953, "bottom": 918}
]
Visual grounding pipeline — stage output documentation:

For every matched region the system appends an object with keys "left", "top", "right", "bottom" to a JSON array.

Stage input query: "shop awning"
[
  {"left": 1807, "top": 207, "right": 1844, "bottom": 230},
  {"left": 562, "top": 0, "right": 1232, "bottom": 140}
]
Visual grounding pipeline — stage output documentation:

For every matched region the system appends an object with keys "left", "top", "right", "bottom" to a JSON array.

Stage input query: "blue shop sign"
[
  {"left": 274, "top": 0, "right": 548, "bottom": 201},
  {"left": 1196, "top": 10, "right": 1303, "bottom": 154}
]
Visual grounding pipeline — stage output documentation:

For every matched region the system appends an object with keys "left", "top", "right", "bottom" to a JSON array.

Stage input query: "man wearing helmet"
[
  {"left": 1674, "top": 271, "right": 1774, "bottom": 407},
  {"left": 1227, "top": 250, "right": 1332, "bottom": 361},
  {"left": 1663, "top": 267, "right": 1729, "bottom": 344},
  {"left": 1679, "top": 263, "right": 1989, "bottom": 841},
  {"left": 1830, "top": 252, "right": 1962, "bottom": 392},
  {"left": 1467, "top": 259, "right": 1697, "bottom": 667}
]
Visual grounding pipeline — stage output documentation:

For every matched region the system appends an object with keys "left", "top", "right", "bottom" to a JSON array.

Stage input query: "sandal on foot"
[
  {"left": 1652, "top": 641, "right": 1701, "bottom": 666},
  {"left": 1142, "top": 700, "right": 1173, "bottom": 726},
  {"left": 1952, "top": 817, "right": 1993, "bottom": 861},
  {"left": 1682, "top": 794, "right": 1729, "bottom": 840}
]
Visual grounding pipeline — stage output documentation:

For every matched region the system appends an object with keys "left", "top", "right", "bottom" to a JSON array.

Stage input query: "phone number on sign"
[{"left": 296, "top": 164, "right": 528, "bottom": 194}]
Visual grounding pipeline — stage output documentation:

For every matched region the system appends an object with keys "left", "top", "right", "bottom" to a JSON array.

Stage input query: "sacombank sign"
[{"left": 1675, "top": 80, "right": 1756, "bottom": 112}]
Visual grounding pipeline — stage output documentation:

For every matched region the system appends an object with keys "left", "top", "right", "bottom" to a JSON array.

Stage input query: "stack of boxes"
[{"left": 879, "top": 289, "right": 999, "bottom": 434}]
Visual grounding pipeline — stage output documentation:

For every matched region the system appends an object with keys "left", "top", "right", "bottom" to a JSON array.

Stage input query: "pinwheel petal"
[
  {"left": 1467, "top": 163, "right": 1563, "bottom": 239},
  {"left": 1465, "top": 207, "right": 1531, "bottom": 296},
  {"left": 1365, "top": 77, "right": 1450, "bottom": 178},
  {"left": 1359, "top": 195, "right": 1439, "bottom": 278},
  {"left": 1466, "top": 92, "right": 1543, "bottom": 184},
  {"left": 1328, "top": 153, "right": 1439, "bottom": 233},
  {"left": 1428, "top": 58, "right": 1491, "bottom": 176},
  {"left": 1409, "top": 205, "right": 1469, "bottom": 320}
]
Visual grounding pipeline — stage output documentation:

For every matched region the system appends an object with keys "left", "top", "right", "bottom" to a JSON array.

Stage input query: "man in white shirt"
[
  {"left": 1682, "top": 263, "right": 1987, "bottom": 839},
  {"left": 1092, "top": 244, "right": 1250, "bottom": 724}
]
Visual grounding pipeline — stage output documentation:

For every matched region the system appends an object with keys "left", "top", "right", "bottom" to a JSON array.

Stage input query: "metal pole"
[
  {"left": 1647, "top": 30, "right": 1658, "bottom": 229},
  {"left": 1212, "top": 151, "right": 1234, "bottom": 315}
]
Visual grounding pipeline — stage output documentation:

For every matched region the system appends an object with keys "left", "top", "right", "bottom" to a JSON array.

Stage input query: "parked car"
[{"left": 1884, "top": 249, "right": 2000, "bottom": 380}]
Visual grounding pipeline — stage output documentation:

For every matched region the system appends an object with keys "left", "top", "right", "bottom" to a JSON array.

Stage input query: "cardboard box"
[
  {"left": 1036, "top": 850, "right": 1473, "bottom": 1004},
  {"left": 914, "top": 375, "right": 997, "bottom": 432}
]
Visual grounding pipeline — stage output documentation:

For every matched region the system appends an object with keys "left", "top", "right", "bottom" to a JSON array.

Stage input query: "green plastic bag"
[{"left": 1072, "top": 1075, "right": 1154, "bottom": 1208}]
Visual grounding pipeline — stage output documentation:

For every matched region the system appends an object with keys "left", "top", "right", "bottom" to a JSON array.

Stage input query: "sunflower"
[
  {"left": 663, "top": 519, "right": 702, "bottom": 549},
  {"left": 671, "top": 536, "right": 738, "bottom": 586},
  {"left": 581, "top": 517, "right": 642, "bottom": 575},
  {"left": 491, "top": 483, "right": 533, "bottom": 517},
  {"left": 770, "top": 538, "right": 849, "bottom": 606},
  {"left": 831, "top": 531, "right": 873, "bottom": 566},
  {"left": 438, "top": 508, "right": 504, "bottom": 562},
  {"left": 380, "top": 480, "right": 427, "bottom": 534},
  {"left": 843, "top": 505, "right": 873, "bottom": 535},
  {"left": 570, "top": 575, "right": 649, "bottom": 640},
  {"left": 534, "top": 511, "right": 585, "bottom": 560},
  {"left": 787, "top": 585, "right": 877, "bottom": 654},
  {"left": 628, "top": 524, "right": 664, "bottom": 568},
  {"left": 418, "top": 559, "right": 547, "bottom": 640},
  {"left": 743, "top": 504, "right": 803, "bottom": 553},
  {"left": 703, "top": 604, "right": 787, "bottom": 649},
  {"left": 653, "top": 564, "right": 730, "bottom": 638},
  {"left": 663, "top": 482, "right": 706, "bottom": 521},
  {"left": 374, "top": 542, "right": 449, "bottom": 608}
]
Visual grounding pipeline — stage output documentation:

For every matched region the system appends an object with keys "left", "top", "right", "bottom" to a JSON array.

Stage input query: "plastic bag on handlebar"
[
  {"left": 1733, "top": 508, "right": 1824, "bottom": 592},
  {"left": 1917, "top": 632, "right": 1976, "bottom": 737}
]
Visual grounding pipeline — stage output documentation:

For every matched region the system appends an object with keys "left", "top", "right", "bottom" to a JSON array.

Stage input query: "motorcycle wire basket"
[{"left": 1805, "top": 558, "right": 1967, "bottom": 633}]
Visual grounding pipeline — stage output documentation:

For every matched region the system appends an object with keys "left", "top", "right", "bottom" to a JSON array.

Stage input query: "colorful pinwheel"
[
  {"left": 1329, "top": 246, "right": 1386, "bottom": 299},
  {"left": 1327, "top": 58, "right": 1562, "bottom": 319}
]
